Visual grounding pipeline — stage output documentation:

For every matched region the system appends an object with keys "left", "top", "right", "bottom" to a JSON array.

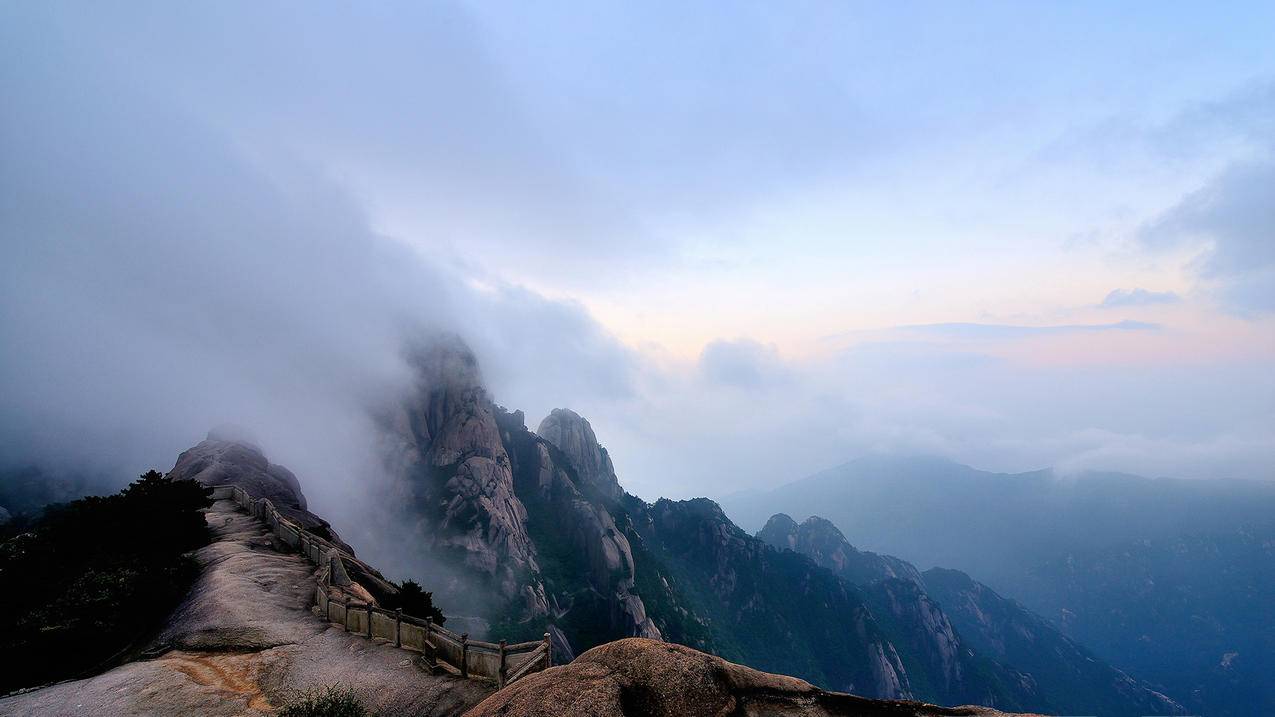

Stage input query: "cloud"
[
  {"left": 0, "top": 5, "right": 641, "bottom": 576},
  {"left": 894, "top": 320, "right": 1160, "bottom": 340},
  {"left": 1099, "top": 288, "right": 1182, "bottom": 309},
  {"left": 4, "top": 0, "right": 1272, "bottom": 536},
  {"left": 1140, "top": 161, "right": 1275, "bottom": 314},
  {"left": 698, "top": 339, "right": 791, "bottom": 388}
]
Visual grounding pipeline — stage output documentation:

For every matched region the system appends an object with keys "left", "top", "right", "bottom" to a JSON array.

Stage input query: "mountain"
[
  {"left": 372, "top": 337, "right": 1134, "bottom": 712},
  {"left": 1021, "top": 525, "right": 1275, "bottom": 717},
  {"left": 378, "top": 339, "right": 919, "bottom": 697},
  {"left": 758, "top": 513, "right": 1182, "bottom": 717},
  {"left": 720, "top": 455, "right": 1275, "bottom": 588},
  {"left": 722, "top": 454, "right": 1275, "bottom": 716},
  {"left": 923, "top": 568, "right": 1183, "bottom": 717},
  {"left": 1, "top": 435, "right": 1043, "bottom": 716}
]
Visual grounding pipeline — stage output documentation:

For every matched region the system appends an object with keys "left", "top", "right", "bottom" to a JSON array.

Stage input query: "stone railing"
[{"left": 210, "top": 485, "right": 551, "bottom": 688}]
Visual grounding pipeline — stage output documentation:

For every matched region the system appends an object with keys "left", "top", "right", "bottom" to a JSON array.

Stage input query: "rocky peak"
[
  {"left": 497, "top": 406, "right": 661, "bottom": 643},
  {"left": 382, "top": 336, "right": 541, "bottom": 606},
  {"left": 536, "top": 408, "right": 623, "bottom": 503},
  {"left": 167, "top": 432, "right": 354, "bottom": 550},
  {"left": 171, "top": 431, "right": 306, "bottom": 510},
  {"left": 758, "top": 513, "right": 924, "bottom": 587},
  {"left": 756, "top": 512, "right": 799, "bottom": 551}
]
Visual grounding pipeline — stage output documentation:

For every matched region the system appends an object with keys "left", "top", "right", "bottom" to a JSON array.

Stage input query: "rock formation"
[
  {"left": 169, "top": 430, "right": 352, "bottom": 552},
  {"left": 536, "top": 408, "right": 624, "bottom": 503},
  {"left": 498, "top": 408, "right": 661, "bottom": 643},
  {"left": 376, "top": 336, "right": 660, "bottom": 647},
  {"left": 380, "top": 337, "right": 542, "bottom": 607},
  {"left": 463, "top": 638, "right": 1036, "bottom": 717}
]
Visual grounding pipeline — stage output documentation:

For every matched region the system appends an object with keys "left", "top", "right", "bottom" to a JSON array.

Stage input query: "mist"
[
  {"left": 3, "top": 1, "right": 1273, "bottom": 543},
  {"left": 0, "top": 3, "right": 642, "bottom": 568}
]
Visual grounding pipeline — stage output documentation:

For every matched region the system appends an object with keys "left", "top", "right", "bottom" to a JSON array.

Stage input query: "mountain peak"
[{"left": 536, "top": 408, "right": 624, "bottom": 502}]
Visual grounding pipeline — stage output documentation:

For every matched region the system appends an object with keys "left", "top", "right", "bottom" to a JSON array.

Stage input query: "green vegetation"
[
  {"left": 383, "top": 579, "right": 445, "bottom": 625},
  {"left": 277, "top": 686, "right": 372, "bottom": 717},
  {"left": 0, "top": 470, "right": 212, "bottom": 694}
]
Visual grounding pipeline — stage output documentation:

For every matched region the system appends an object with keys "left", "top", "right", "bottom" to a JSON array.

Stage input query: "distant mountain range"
[
  {"left": 722, "top": 454, "right": 1275, "bottom": 717},
  {"left": 757, "top": 514, "right": 1180, "bottom": 717}
]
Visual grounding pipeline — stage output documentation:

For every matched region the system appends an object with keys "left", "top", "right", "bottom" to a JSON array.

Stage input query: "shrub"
[
  {"left": 385, "top": 579, "right": 445, "bottom": 625},
  {"left": 0, "top": 470, "right": 213, "bottom": 692},
  {"left": 277, "top": 686, "right": 371, "bottom": 717}
]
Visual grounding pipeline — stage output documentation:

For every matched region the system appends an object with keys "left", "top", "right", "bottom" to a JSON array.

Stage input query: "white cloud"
[{"left": 1099, "top": 288, "right": 1182, "bottom": 309}]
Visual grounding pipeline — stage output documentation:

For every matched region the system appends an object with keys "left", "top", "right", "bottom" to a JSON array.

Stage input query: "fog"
[
  {"left": 3, "top": 1, "right": 1273, "bottom": 551},
  {"left": 0, "top": 3, "right": 642, "bottom": 560}
]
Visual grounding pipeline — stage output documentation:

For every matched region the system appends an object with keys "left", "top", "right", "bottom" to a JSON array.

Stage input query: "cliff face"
[
  {"left": 631, "top": 497, "right": 913, "bottom": 699},
  {"left": 923, "top": 567, "right": 1185, "bottom": 717},
  {"left": 380, "top": 338, "right": 542, "bottom": 607},
  {"left": 378, "top": 337, "right": 659, "bottom": 646},
  {"left": 760, "top": 511, "right": 1185, "bottom": 716}
]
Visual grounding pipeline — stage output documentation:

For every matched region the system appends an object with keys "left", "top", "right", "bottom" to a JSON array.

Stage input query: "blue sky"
[{"left": 2, "top": 2, "right": 1272, "bottom": 501}]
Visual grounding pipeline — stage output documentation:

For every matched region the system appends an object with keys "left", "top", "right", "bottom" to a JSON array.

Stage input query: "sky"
[{"left": 2, "top": 2, "right": 1273, "bottom": 508}]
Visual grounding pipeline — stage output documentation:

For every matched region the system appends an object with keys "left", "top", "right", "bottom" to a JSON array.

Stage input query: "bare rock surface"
[
  {"left": 464, "top": 638, "right": 1038, "bottom": 717},
  {"left": 382, "top": 337, "right": 541, "bottom": 605},
  {"left": 0, "top": 498, "right": 492, "bottom": 716},
  {"left": 168, "top": 432, "right": 352, "bottom": 552},
  {"left": 536, "top": 408, "right": 623, "bottom": 503}
]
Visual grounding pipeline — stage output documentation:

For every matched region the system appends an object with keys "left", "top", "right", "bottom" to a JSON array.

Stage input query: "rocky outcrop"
[
  {"left": 0, "top": 493, "right": 492, "bottom": 716},
  {"left": 381, "top": 337, "right": 541, "bottom": 606},
  {"left": 464, "top": 638, "right": 1036, "bottom": 717},
  {"left": 758, "top": 514, "right": 923, "bottom": 586},
  {"left": 168, "top": 431, "right": 352, "bottom": 551},
  {"left": 536, "top": 408, "right": 623, "bottom": 503},
  {"left": 497, "top": 408, "right": 660, "bottom": 643}
]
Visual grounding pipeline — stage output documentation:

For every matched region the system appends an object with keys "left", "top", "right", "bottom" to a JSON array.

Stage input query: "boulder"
[{"left": 463, "top": 638, "right": 1037, "bottom": 717}]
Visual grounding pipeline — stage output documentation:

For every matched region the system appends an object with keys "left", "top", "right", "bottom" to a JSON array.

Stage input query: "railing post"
[
  {"left": 394, "top": 608, "right": 402, "bottom": 648},
  {"left": 498, "top": 640, "right": 508, "bottom": 688},
  {"left": 460, "top": 633, "right": 469, "bottom": 678},
  {"left": 342, "top": 599, "right": 351, "bottom": 631},
  {"left": 366, "top": 603, "right": 374, "bottom": 638},
  {"left": 543, "top": 632, "right": 552, "bottom": 668},
  {"left": 424, "top": 616, "right": 436, "bottom": 668}
]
